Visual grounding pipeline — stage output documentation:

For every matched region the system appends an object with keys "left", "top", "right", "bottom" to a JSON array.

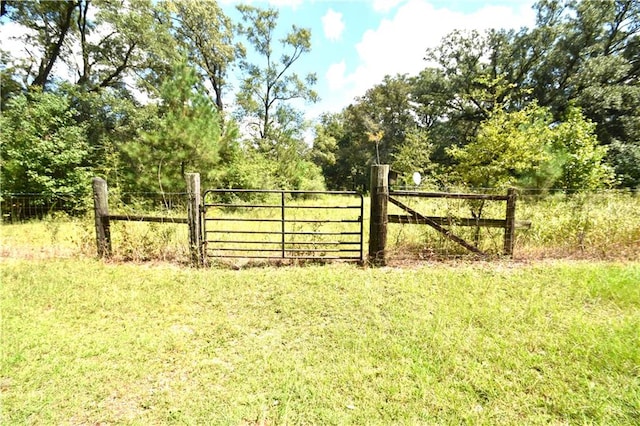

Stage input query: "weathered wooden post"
[
  {"left": 92, "top": 177, "right": 112, "bottom": 258},
  {"left": 503, "top": 187, "right": 517, "bottom": 257},
  {"left": 186, "top": 173, "right": 203, "bottom": 266},
  {"left": 369, "top": 164, "right": 389, "bottom": 266}
]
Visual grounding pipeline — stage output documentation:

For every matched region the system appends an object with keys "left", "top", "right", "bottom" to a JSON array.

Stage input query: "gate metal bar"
[{"left": 202, "top": 189, "right": 364, "bottom": 263}]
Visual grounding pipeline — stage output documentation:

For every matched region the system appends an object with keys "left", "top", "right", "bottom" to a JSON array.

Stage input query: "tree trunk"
[{"left": 32, "top": 1, "right": 76, "bottom": 88}]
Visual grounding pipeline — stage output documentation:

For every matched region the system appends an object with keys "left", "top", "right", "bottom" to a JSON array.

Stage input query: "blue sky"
[{"left": 220, "top": 0, "right": 537, "bottom": 122}]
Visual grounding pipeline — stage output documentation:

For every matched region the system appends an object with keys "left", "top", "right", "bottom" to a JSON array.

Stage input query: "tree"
[
  {"left": 312, "top": 75, "right": 423, "bottom": 191},
  {"left": 511, "top": 0, "right": 640, "bottom": 185},
  {"left": 235, "top": 4, "right": 318, "bottom": 147},
  {"left": 3, "top": 0, "right": 174, "bottom": 93},
  {"left": 415, "top": 1, "right": 639, "bottom": 187},
  {"left": 3, "top": 0, "right": 76, "bottom": 89},
  {"left": 448, "top": 102, "right": 554, "bottom": 189},
  {"left": 449, "top": 102, "right": 612, "bottom": 191},
  {"left": 391, "top": 129, "right": 434, "bottom": 186},
  {"left": 311, "top": 109, "right": 372, "bottom": 192},
  {"left": 0, "top": 49, "right": 23, "bottom": 109},
  {"left": 550, "top": 106, "right": 614, "bottom": 191},
  {"left": 74, "top": 0, "right": 174, "bottom": 93},
  {"left": 232, "top": 5, "right": 324, "bottom": 191},
  {"left": 62, "top": 84, "right": 158, "bottom": 188},
  {"left": 420, "top": 29, "right": 533, "bottom": 166},
  {"left": 120, "top": 61, "right": 226, "bottom": 194},
  {"left": 0, "top": 89, "right": 90, "bottom": 197},
  {"left": 163, "top": 0, "right": 241, "bottom": 111},
  {"left": 353, "top": 74, "right": 417, "bottom": 165},
  {"left": 608, "top": 140, "right": 640, "bottom": 188}
]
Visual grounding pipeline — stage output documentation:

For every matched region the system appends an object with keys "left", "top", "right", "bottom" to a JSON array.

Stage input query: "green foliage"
[
  {"left": 311, "top": 111, "right": 371, "bottom": 191},
  {"left": 528, "top": 0, "right": 640, "bottom": 145},
  {"left": 391, "top": 129, "right": 435, "bottom": 186},
  {"left": 120, "top": 61, "right": 224, "bottom": 194},
  {"left": 0, "top": 89, "right": 90, "bottom": 198},
  {"left": 58, "top": 85, "right": 156, "bottom": 189},
  {"left": 312, "top": 75, "right": 424, "bottom": 191},
  {"left": 0, "top": 50, "right": 23, "bottom": 110},
  {"left": 3, "top": 0, "right": 172, "bottom": 92},
  {"left": 609, "top": 139, "right": 640, "bottom": 188},
  {"left": 3, "top": 0, "right": 77, "bottom": 88},
  {"left": 228, "top": 5, "right": 324, "bottom": 191},
  {"left": 209, "top": 140, "right": 278, "bottom": 191},
  {"left": 163, "top": 0, "right": 241, "bottom": 110},
  {"left": 407, "top": 1, "right": 639, "bottom": 188},
  {"left": 449, "top": 103, "right": 613, "bottom": 191},
  {"left": 235, "top": 4, "right": 318, "bottom": 144},
  {"left": 448, "top": 102, "right": 554, "bottom": 188},
  {"left": 3, "top": 0, "right": 637, "bottom": 193},
  {"left": 550, "top": 106, "right": 614, "bottom": 191}
]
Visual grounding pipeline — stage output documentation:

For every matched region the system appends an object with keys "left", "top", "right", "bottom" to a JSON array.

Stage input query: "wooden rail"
[
  {"left": 388, "top": 215, "right": 531, "bottom": 229},
  {"left": 92, "top": 174, "right": 202, "bottom": 266},
  {"left": 369, "top": 165, "right": 531, "bottom": 264},
  {"left": 388, "top": 190, "right": 509, "bottom": 201},
  {"left": 106, "top": 215, "right": 187, "bottom": 224}
]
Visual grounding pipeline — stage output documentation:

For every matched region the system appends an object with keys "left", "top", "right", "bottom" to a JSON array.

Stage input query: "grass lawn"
[{"left": 1, "top": 258, "right": 639, "bottom": 424}]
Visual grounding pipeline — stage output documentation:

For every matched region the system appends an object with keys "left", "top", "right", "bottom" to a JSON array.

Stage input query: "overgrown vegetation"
[
  {"left": 386, "top": 190, "right": 640, "bottom": 261},
  {"left": 2, "top": 259, "right": 638, "bottom": 424},
  {"left": 1, "top": 0, "right": 324, "bottom": 200},
  {"left": 2, "top": 3, "right": 638, "bottom": 423},
  {"left": 1, "top": 190, "right": 638, "bottom": 263},
  {"left": 312, "top": 1, "right": 640, "bottom": 191}
]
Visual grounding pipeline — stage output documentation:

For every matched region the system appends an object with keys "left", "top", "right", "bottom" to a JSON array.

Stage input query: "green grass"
[
  {"left": 2, "top": 258, "right": 639, "bottom": 424},
  {"left": 0, "top": 216, "right": 189, "bottom": 262}
]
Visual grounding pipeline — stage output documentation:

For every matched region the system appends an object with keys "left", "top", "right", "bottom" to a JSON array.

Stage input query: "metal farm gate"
[{"left": 202, "top": 189, "right": 364, "bottom": 263}]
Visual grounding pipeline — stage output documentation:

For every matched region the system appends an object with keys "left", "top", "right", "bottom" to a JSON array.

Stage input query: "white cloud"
[
  {"left": 0, "top": 21, "right": 34, "bottom": 62},
  {"left": 372, "top": 0, "right": 406, "bottom": 13},
  {"left": 321, "top": 8, "right": 345, "bottom": 42},
  {"left": 320, "top": 0, "right": 536, "bottom": 116},
  {"left": 326, "top": 61, "right": 347, "bottom": 91}
]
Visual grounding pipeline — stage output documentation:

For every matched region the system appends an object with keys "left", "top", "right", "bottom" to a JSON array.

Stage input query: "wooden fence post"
[
  {"left": 369, "top": 164, "right": 389, "bottom": 266},
  {"left": 92, "top": 177, "right": 111, "bottom": 258},
  {"left": 186, "top": 173, "right": 203, "bottom": 266},
  {"left": 503, "top": 187, "right": 517, "bottom": 257}
]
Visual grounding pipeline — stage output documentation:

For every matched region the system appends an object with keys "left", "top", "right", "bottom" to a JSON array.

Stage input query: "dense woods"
[{"left": 1, "top": 0, "right": 638, "bottom": 201}]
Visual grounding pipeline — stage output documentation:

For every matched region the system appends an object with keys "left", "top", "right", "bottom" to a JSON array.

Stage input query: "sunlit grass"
[
  {"left": 1, "top": 259, "right": 638, "bottom": 424},
  {"left": 517, "top": 192, "right": 640, "bottom": 259}
]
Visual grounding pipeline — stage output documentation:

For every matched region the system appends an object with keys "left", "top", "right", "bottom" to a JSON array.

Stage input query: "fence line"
[
  {"left": 91, "top": 175, "right": 202, "bottom": 265},
  {"left": 0, "top": 193, "right": 86, "bottom": 222},
  {"left": 370, "top": 165, "right": 535, "bottom": 264},
  {"left": 0, "top": 190, "right": 192, "bottom": 223},
  {"left": 3, "top": 187, "right": 637, "bottom": 224},
  {"left": 3, "top": 178, "right": 638, "bottom": 264}
]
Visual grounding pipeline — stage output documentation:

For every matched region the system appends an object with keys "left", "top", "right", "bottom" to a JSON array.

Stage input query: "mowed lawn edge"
[{"left": 1, "top": 259, "right": 639, "bottom": 425}]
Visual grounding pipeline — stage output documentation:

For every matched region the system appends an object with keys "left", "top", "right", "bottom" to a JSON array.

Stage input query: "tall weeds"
[
  {"left": 2, "top": 190, "right": 638, "bottom": 263},
  {"left": 387, "top": 190, "right": 639, "bottom": 261}
]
